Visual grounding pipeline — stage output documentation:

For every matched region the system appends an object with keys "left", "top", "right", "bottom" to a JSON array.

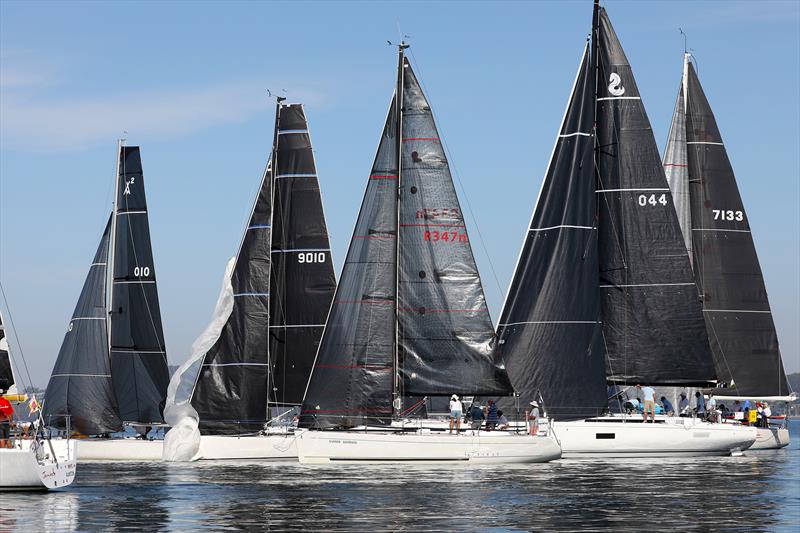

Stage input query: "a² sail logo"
[
  {"left": 123, "top": 177, "right": 135, "bottom": 195},
  {"left": 608, "top": 73, "right": 625, "bottom": 96}
]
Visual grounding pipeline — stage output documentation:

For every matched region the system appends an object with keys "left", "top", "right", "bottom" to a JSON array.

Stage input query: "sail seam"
[
  {"left": 596, "top": 188, "right": 669, "bottom": 193},
  {"left": 596, "top": 96, "right": 641, "bottom": 101},
  {"left": 202, "top": 363, "right": 269, "bottom": 367},
  {"left": 112, "top": 350, "right": 166, "bottom": 354},
  {"left": 692, "top": 228, "right": 750, "bottom": 233},
  {"left": 248, "top": 225, "right": 271, "bottom": 230},
  {"left": 71, "top": 317, "right": 105, "bottom": 320},
  {"left": 277, "top": 129, "right": 308, "bottom": 135},
  {"left": 275, "top": 174, "right": 317, "bottom": 179},
  {"left": 114, "top": 280, "right": 156, "bottom": 284},
  {"left": 687, "top": 141, "right": 723, "bottom": 146},
  {"left": 703, "top": 309, "right": 771, "bottom": 314},
  {"left": 233, "top": 292, "right": 269, "bottom": 297},
  {"left": 499, "top": 321, "right": 599, "bottom": 326},
  {"left": 559, "top": 132, "right": 592, "bottom": 138},
  {"left": 116, "top": 210, "right": 147, "bottom": 215},
  {"left": 51, "top": 373, "right": 112, "bottom": 377},
  {"left": 599, "top": 283, "right": 695, "bottom": 288},
  {"left": 269, "top": 324, "right": 326, "bottom": 328},
  {"left": 271, "top": 248, "right": 330, "bottom": 253}
]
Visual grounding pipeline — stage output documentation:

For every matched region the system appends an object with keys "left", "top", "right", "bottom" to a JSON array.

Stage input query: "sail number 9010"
[
  {"left": 638, "top": 194, "right": 668, "bottom": 207},
  {"left": 712, "top": 209, "right": 743, "bottom": 221},
  {"left": 298, "top": 252, "right": 326, "bottom": 264}
]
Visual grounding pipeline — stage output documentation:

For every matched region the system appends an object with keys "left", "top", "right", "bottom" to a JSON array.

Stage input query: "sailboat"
[
  {"left": 163, "top": 101, "right": 337, "bottom": 461},
  {"left": 294, "top": 43, "right": 562, "bottom": 464},
  {"left": 494, "top": 1, "right": 756, "bottom": 458},
  {"left": 663, "top": 52, "right": 795, "bottom": 450},
  {"left": 42, "top": 143, "right": 171, "bottom": 461},
  {"left": 1, "top": 301, "right": 76, "bottom": 490}
]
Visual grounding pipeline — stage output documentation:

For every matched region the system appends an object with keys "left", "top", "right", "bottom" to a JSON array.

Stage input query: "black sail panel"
[
  {"left": 191, "top": 162, "right": 273, "bottom": 434},
  {"left": 398, "top": 60, "right": 511, "bottom": 397},
  {"left": 684, "top": 63, "right": 790, "bottom": 396},
  {"left": 0, "top": 313, "right": 13, "bottom": 393},
  {"left": 300, "top": 98, "right": 399, "bottom": 429},
  {"left": 595, "top": 9, "right": 716, "bottom": 386},
  {"left": 44, "top": 217, "right": 122, "bottom": 434},
  {"left": 269, "top": 104, "right": 337, "bottom": 407},
  {"left": 496, "top": 45, "right": 607, "bottom": 419},
  {"left": 110, "top": 146, "right": 170, "bottom": 424}
]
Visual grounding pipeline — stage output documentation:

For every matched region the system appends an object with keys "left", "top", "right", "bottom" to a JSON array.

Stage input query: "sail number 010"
[
  {"left": 298, "top": 252, "right": 326, "bottom": 264},
  {"left": 133, "top": 266, "right": 150, "bottom": 277},
  {"left": 638, "top": 193, "right": 668, "bottom": 207}
]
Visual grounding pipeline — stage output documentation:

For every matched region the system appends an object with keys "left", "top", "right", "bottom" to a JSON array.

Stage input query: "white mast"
[{"left": 107, "top": 138, "right": 123, "bottom": 353}]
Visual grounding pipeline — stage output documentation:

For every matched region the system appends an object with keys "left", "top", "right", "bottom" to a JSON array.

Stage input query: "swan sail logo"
[{"left": 607, "top": 73, "right": 625, "bottom": 96}]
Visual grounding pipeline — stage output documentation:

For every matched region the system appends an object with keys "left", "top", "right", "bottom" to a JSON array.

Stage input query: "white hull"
[
  {"left": 75, "top": 438, "right": 163, "bottom": 461},
  {"left": 194, "top": 433, "right": 298, "bottom": 460},
  {"left": 0, "top": 439, "right": 76, "bottom": 490},
  {"left": 554, "top": 417, "right": 757, "bottom": 458},
  {"left": 296, "top": 429, "right": 562, "bottom": 464},
  {"left": 748, "top": 427, "right": 790, "bottom": 450}
]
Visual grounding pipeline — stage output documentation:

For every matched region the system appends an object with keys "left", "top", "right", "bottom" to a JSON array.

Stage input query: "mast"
[
  {"left": 107, "top": 138, "right": 122, "bottom": 353},
  {"left": 392, "top": 41, "right": 408, "bottom": 418},
  {"left": 265, "top": 96, "right": 282, "bottom": 421}
]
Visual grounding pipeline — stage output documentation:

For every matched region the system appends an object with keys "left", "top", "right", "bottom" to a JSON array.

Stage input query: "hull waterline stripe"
[
  {"left": 600, "top": 283, "right": 695, "bottom": 288},
  {"left": 703, "top": 309, "right": 771, "bottom": 314},
  {"left": 529, "top": 225, "right": 593, "bottom": 232}
]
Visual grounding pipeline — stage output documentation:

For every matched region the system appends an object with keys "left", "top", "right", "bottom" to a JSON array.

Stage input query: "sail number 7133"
[{"left": 712, "top": 209, "right": 743, "bottom": 221}]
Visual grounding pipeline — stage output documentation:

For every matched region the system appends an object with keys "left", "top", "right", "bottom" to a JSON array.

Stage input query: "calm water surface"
[{"left": 2, "top": 425, "right": 799, "bottom": 532}]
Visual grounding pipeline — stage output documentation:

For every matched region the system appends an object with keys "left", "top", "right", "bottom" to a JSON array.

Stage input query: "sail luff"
[
  {"left": 683, "top": 61, "right": 790, "bottom": 396},
  {"left": 392, "top": 44, "right": 407, "bottom": 416}
]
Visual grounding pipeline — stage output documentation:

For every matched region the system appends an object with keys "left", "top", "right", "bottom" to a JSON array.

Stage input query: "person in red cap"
[{"left": 0, "top": 388, "right": 14, "bottom": 448}]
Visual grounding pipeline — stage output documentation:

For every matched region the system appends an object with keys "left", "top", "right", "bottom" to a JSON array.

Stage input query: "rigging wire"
[{"left": 0, "top": 282, "right": 36, "bottom": 395}]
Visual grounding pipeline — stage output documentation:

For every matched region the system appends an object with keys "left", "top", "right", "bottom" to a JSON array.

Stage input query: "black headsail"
[
  {"left": 268, "top": 104, "right": 337, "bottom": 407},
  {"left": 594, "top": 6, "right": 716, "bottom": 386},
  {"left": 495, "top": 43, "right": 607, "bottom": 419},
  {"left": 44, "top": 216, "right": 123, "bottom": 434},
  {"left": 188, "top": 102, "right": 336, "bottom": 434},
  {"left": 0, "top": 311, "right": 13, "bottom": 393},
  {"left": 110, "top": 146, "right": 170, "bottom": 424},
  {"left": 190, "top": 151, "right": 274, "bottom": 435},
  {"left": 300, "top": 45, "right": 511, "bottom": 430},
  {"left": 675, "top": 58, "right": 789, "bottom": 396}
]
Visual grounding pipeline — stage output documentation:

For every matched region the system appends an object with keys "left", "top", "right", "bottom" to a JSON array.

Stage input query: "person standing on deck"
[
  {"left": 526, "top": 401, "right": 540, "bottom": 436},
  {"left": 707, "top": 394, "right": 718, "bottom": 422},
  {"left": 678, "top": 392, "right": 690, "bottom": 416},
  {"left": 449, "top": 395, "right": 463, "bottom": 434},
  {"left": 637, "top": 385, "right": 656, "bottom": 423},
  {"left": 0, "top": 390, "right": 14, "bottom": 448},
  {"left": 695, "top": 391, "right": 706, "bottom": 418},
  {"left": 484, "top": 399, "right": 499, "bottom": 431}
]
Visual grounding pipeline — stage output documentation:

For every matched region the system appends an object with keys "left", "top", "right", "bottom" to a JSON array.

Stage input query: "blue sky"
[{"left": 1, "top": 0, "right": 798, "bottom": 388}]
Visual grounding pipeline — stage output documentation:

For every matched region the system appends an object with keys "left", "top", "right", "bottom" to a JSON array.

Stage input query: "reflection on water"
[{"left": 3, "top": 426, "right": 799, "bottom": 532}]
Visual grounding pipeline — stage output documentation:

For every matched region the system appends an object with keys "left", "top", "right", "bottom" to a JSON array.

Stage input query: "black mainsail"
[
  {"left": 110, "top": 146, "right": 170, "bottom": 424},
  {"left": 664, "top": 55, "right": 790, "bottom": 397},
  {"left": 186, "top": 102, "right": 336, "bottom": 434},
  {"left": 44, "top": 144, "right": 169, "bottom": 433},
  {"left": 300, "top": 45, "right": 511, "bottom": 430},
  {"left": 43, "top": 217, "right": 122, "bottom": 434},
  {"left": 496, "top": 2, "right": 716, "bottom": 419}
]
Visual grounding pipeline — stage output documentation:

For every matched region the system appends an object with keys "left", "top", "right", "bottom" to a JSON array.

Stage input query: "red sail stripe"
[
  {"left": 399, "top": 224, "right": 465, "bottom": 228},
  {"left": 370, "top": 175, "right": 398, "bottom": 179}
]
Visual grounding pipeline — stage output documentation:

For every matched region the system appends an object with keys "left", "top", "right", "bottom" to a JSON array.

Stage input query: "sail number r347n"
[{"left": 423, "top": 230, "right": 468, "bottom": 243}]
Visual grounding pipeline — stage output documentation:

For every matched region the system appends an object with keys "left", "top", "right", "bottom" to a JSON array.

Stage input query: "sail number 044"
[
  {"left": 298, "top": 252, "right": 326, "bottom": 263},
  {"left": 638, "top": 193, "right": 668, "bottom": 207}
]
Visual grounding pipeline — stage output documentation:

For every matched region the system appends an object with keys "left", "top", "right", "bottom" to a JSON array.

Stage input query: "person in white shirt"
[
  {"left": 706, "top": 393, "right": 718, "bottom": 422},
  {"left": 449, "top": 394, "right": 463, "bottom": 434},
  {"left": 525, "top": 401, "right": 540, "bottom": 436}
]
